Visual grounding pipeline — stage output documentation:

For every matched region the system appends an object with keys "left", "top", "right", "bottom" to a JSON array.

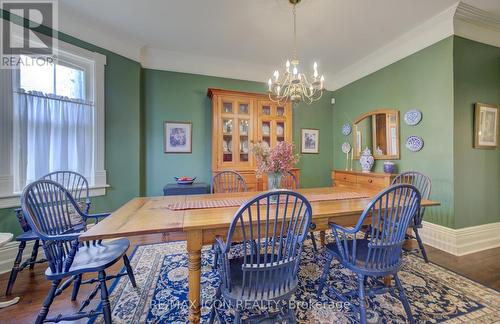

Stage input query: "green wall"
[
  {"left": 453, "top": 36, "right": 500, "bottom": 228},
  {"left": 332, "top": 37, "right": 455, "bottom": 228},
  {"left": 142, "top": 69, "right": 333, "bottom": 196},
  {"left": 0, "top": 12, "right": 142, "bottom": 235}
]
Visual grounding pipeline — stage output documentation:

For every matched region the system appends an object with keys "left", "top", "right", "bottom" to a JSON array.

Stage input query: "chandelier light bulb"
[
  {"left": 292, "top": 67, "right": 298, "bottom": 75},
  {"left": 313, "top": 62, "right": 318, "bottom": 70},
  {"left": 268, "top": 78, "right": 272, "bottom": 91}
]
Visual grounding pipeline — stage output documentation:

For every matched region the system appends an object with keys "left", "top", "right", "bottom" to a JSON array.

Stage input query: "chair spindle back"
[
  {"left": 222, "top": 191, "right": 312, "bottom": 300},
  {"left": 391, "top": 171, "right": 431, "bottom": 225},
  {"left": 280, "top": 171, "right": 299, "bottom": 190},
  {"left": 41, "top": 171, "right": 90, "bottom": 214},
  {"left": 211, "top": 170, "right": 248, "bottom": 193},
  {"left": 21, "top": 180, "right": 83, "bottom": 275}
]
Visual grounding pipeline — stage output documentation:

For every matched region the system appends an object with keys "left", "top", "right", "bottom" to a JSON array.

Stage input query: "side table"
[
  {"left": 163, "top": 183, "right": 209, "bottom": 196},
  {"left": 0, "top": 233, "right": 20, "bottom": 308}
]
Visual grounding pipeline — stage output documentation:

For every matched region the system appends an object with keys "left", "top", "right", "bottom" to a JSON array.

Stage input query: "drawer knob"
[{"left": 368, "top": 179, "right": 373, "bottom": 183}]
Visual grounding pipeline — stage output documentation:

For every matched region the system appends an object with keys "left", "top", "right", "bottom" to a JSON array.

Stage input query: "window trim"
[{"left": 0, "top": 38, "right": 108, "bottom": 208}]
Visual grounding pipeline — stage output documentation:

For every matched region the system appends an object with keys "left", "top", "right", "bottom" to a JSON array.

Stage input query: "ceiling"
[{"left": 57, "top": 0, "right": 500, "bottom": 90}]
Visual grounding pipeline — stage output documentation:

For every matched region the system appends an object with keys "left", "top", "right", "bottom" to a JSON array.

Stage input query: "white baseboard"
[
  {"left": 419, "top": 221, "right": 500, "bottom": 256},
  {"left": 0, "top": 241, "right": 38, "bottom": 275}
]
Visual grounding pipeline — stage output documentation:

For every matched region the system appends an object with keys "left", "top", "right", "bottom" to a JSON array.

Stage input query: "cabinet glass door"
[
  {"left": 276, "top": 121, "right": 285, "bottom": 143},
  {"left": 222, "top": 118, "right": 233, "bottom": 162},
  {"left": 239, "top": 119, "right": 250, "bottom": 162}
]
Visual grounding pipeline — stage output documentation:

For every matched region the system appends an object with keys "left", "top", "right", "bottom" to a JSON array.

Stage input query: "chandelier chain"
[{"left": 293, "top": 4, "right": 297, "bottom": 60}]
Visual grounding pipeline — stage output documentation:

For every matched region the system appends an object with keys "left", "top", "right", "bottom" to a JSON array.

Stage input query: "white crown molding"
[
  {"left": 328, "top": 3, "right": 458, "bottom": 91},
  {"left": 57, "top": 7, "right": 142, "bottom": 62},
  {"left": 454, "top": 2, "right": 500, "bottom": 48},
  {"left": 140, "top": 47, "right": 275, "bottom": 85},
  {"left": 419, "top": 221, "right": 500, "bottom": 256}
]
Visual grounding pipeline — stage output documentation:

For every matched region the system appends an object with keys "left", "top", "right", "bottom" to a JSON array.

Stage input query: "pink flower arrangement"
[{"left": 252, "top": 141, "right": 299, "bottom": 177}]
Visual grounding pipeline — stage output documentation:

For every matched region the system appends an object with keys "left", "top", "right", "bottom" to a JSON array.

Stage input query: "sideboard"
[{"left": 331, "top": 169, "right": 397, "bottom": 190}]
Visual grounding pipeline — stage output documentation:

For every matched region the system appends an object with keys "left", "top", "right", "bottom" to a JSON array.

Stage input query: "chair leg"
[
  {"left": 234, "top": 309, "right": 241, "bottom": 324},
  {"left": 29, "top": 239, "right": 40, "bottom": 270},
  {"left": 35, "top": 279, "right": 60, "bottom": 324},
  {"left": 413, "top": 228, "right": 429, "bottom": 263},
  {"left": 394, "top": 274, "right": 415, "bottom": 324},
  {"left": 317, "top": 252, "right": 333, "bottom": 298},
  {"left": 5, "top": 241, "right": 26, "bottom": 296},
  {"left": 98, "top": 271, "right": 112, "bottom": 324},
  {"left": 357, "top": 275, "right": 367, "bottom": 324},
  {"left": 213, "top": 244, "right": 218, "bottom": 268},
  {"left": 309, "top": 231, "right": 318, "bottom": 252},
  {"left": 209, "top": 285, "right": 221, "bottom": 324},
  {"left": 71, "top": 274, "right": 82, "bottom": 301},
  {"left": 123, "top": 254, "right": 137, "bottom": 288}
]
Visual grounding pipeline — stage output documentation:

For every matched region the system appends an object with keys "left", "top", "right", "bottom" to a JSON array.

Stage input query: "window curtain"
[{"left": 12, "top": 89, "right": 94, "bottom": 192}]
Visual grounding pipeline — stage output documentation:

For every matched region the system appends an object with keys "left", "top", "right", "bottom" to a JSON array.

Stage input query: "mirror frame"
[{"left": 353, "top": 109, "right": 400, "bottom": 160}]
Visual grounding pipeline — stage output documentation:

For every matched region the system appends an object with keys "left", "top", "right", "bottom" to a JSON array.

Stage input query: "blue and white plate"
[
  {"left": 341, "top": 142, "right": 351, "bottom": 154},
  {"left": 404, "top": 109, "right": 422, "bottom": 126},
  {"left": 406, "top": 136, "right": 424, "bottom": 152},
  {"left": 342, "top": 123, "right": 352, "bottom": 136}
]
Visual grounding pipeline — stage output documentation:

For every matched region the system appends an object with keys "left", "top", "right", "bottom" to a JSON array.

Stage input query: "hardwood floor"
[{"left": 0, "top": 235, "right": 498, "bottom": 324}]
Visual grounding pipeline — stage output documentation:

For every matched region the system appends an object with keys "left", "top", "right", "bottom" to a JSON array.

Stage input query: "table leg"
[
  {"left": 319, "top": 231, "right": 326, "bottom": 247},
  {"left": 187, "top": 230, "right": 202, "bottom": 324}
]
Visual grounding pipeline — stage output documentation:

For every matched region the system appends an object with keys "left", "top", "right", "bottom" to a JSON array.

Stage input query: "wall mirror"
[{"left": 353, "top": 109, "right": 400, "bottom": 160}]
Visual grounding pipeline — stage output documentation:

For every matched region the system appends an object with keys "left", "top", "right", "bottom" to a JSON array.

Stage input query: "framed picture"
[
  {"left": 474, "top": 103, "right": 499, "bottom": 149},
  {"left": 164, "top": 121, "right": 192, "bottom": 153},
  {"left": 301, "top": 128, "right": 319, "bottom": 154}
]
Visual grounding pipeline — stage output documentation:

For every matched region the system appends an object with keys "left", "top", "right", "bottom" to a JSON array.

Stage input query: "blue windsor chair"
[
  {"left": 280, "top": 171, "right": 318, "bottom": 253},
  {"left": 391, "top": 171, "right": 431, "bottom": 262},
  {"left": 6, "top": 171, "right": 110, "bottom": 296},
  {"left": 21, "top": 179, "right": 136, "bottom": 324},
  {"left": 211, "top": 170, "right": 248, "bottom": 194},
  {"left": 318, "top": 184, "right": 421, "bottom": 324},
  {"left": 211, "top": 170, "right": 249, "bottom": 267},
  {"left": 210, "top": 190, "right": 313, "bottom": 323}
]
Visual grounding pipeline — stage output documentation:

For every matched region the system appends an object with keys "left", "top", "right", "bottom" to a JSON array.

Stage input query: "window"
[
  {"left": 19, "top": 55, "right": 86, "bottom": 100},
  {"left": 0, "top": 40, "right": 107, "bottom": 207}
]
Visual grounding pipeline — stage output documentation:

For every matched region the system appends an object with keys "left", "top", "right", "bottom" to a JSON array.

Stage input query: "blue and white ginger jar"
[{"left": 359, "top": 147, "right": 374, "bottom": 173}]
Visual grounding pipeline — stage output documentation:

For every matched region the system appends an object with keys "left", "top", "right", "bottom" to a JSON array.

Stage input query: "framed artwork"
[
  {"left": 301, "top": 128, "right": 319, "bottom": 154},
  {"left": 474, "top": 103, "right": 499, "bottom": 149},
  {"left": 164, "top": 121, "right": 192, "bottom": 153}
]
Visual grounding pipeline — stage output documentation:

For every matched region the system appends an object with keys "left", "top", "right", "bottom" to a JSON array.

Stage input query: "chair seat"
[
  {"left": 221, "top": 254, "right": 298, "bottom": 302},
  {"left": 326, "top": 239, "right": 371, "bottom": 264},
  {"left": 45, "top": 238, "right": 130, "bottom": 279},
  {"left": 16, "top": 230, "right": 39, "bottom": 241}
]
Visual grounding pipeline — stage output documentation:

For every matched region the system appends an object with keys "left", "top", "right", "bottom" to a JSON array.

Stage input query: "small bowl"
[{"left": 174, "top": 176, "right": 196, "bottom": 185}]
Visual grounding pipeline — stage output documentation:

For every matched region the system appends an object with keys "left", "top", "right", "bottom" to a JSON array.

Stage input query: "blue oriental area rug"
[{"left": 89, "top": 237, "right": 500, "bottom": 323}]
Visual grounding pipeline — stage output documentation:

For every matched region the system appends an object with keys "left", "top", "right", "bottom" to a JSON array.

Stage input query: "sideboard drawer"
[
  {"left": 356, "top": 175, "right": 386, "bottom": 188},
  {"left": 334, "top": 173, "right": 357, "bottom": 183}
]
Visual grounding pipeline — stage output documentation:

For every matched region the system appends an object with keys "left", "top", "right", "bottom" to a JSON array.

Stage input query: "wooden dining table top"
[{"left": 80, "top": 184, "right": 440, "bottom": 242}]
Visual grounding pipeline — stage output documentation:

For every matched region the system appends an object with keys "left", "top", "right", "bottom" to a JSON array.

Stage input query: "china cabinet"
[{"left": 208, "top": 88, "right": 298, "bottom": 190}]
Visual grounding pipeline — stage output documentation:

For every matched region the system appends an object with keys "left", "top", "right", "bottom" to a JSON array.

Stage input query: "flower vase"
[{"left": 267, "top": 172, "right": 282, "bottom": 202}]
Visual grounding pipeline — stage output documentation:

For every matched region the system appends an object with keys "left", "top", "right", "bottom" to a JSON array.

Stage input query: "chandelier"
[{"left": 267, "top": 0, "right": 325, "bottom": 105}]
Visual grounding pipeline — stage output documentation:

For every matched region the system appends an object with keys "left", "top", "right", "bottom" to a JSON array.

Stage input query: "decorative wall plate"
[
  {"left": 406, "top": 136, "right": 424, "bottom": 152},
  {"left": 404, "top": 109, "right": 422, "bottom": 126},
  {"left": 342, "top": 123, "right": 352, "bottom": 136},
  {"left": 341, "top": 142, "right": 351, "bottom": 154}
]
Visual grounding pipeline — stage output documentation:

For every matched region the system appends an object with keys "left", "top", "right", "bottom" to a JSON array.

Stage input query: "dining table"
[{"left": 80, "top": 184, "right": 440, "bottom": 324}]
